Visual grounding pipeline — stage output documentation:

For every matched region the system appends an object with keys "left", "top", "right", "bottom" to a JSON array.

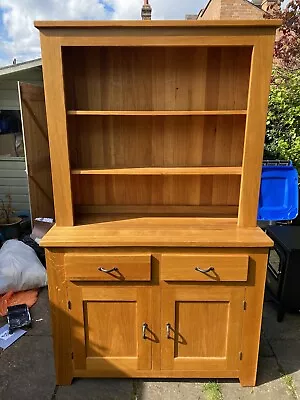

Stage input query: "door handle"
[
  {"left": 166, "top": 323, "right": 171, "bottom": 339},
  {"left": 98, "top": 267, "right": 119, "bottom": 273},
  {"left": 142, "top": 322, "right": 148, "bottom": 339},
  {"left": 195, "top": 266, "right": 215, "bottom": 273}
]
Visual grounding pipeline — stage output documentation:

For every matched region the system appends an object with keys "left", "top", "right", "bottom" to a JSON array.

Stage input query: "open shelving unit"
[{"left": 62, "top": 45, "right": 251, "bottom": 224}]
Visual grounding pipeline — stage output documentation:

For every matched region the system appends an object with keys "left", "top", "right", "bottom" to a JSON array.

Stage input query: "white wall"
[
  {"left": 0, "top": 157, "right": 29, "bottom": 214},
  {"left": 0, "top": 66, "right": 43, "bottom": 215},
  {"left": 0, "top": 67, "right": 43, "bottom": 110}
]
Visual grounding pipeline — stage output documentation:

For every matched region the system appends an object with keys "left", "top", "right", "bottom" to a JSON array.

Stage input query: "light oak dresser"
[{"left": 35, "top": 20, "right": 280, "bottom": 386}]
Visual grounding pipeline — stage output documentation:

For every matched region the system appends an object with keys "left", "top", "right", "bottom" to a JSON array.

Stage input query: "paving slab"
[
  {"left": 27, "top": 287, "right": 51, "bottom": 336},
  {"left": 270, "top": 339, "right": 300, "bottom": 372},
  {"left": 136, "top": 379, "right": 205, "bottom": 400},
  {"left": 0, "top": 290, "right": 298, "bottom": 400},
  {"left": 287, "top": 370, "right": 300, "bottom": 399},
  {"left": 262, "top": 302, "right": 300, "bottom": 341},
  {"left": 270, "top": 339, "right": 300, "bottom": 395},
  {"left": 55, "top": 378, "right": 134, "bottom": 400},
  {"left": 0, "top": 336, "right": 55, "bottom": 400},
  {"left": 259, "top": 334, "right": 274, "bottom": 358},
  {"left": 221, "top": 357, "right": 292, "bottom": 400}
]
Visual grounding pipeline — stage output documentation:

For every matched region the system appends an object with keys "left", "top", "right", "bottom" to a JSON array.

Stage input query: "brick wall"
[
  {"left": 200, "top": 0, "right": 221, "bottom": 19},
  {"left": 199, "top": 0, "right": 265, "bottom": 20},
  {"left": 221, "top": 0, "right": 264, "bottom": 19}
]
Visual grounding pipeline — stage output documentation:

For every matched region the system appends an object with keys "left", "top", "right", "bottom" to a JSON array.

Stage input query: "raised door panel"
[
  {"left": 68, "top": 284, "right": 152, "bottom": 376},
  {"left": 161, "top": 287, "right": 245, "bottom": 372}
]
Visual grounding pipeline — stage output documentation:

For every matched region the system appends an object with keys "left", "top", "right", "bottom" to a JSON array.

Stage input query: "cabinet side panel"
[
  {"left": 239, "top": 251, "right": 269, "bottom": 386},
  {"left": 238, "top": 35, "right": 275, "bottom": 227},
  {"left": 40, "top": 34, "right": 74, "bottom": 226},
  {"left": 45, "top": 249, "right": 73, "bottom": 385}
]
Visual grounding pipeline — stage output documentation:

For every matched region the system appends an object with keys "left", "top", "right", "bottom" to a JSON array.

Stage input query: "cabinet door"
[
  {"left": 68, "top": 283, "right": 152, "bottom": 376},
  {"left": 161, "top": 286, "right": 245, "bottom": 372}
]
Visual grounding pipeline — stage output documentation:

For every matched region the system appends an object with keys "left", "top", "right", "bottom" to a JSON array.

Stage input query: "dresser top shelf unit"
[{"left": 36, "top": 20, "right": 279, "bottom": 230}]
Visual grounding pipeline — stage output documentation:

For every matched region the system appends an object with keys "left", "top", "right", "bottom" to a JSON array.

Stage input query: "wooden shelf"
[
  {"left": 35, "top": 20, "right": 283, "bottom": 29},
  {"left": 71, "top": 167, "right": 242, "bottom": 176},
  {"left": 40, "top": 216, "right": 273, "bottom": 248},
  {"left": 67, "top": 110, "right": 247, "bottom": 116}
]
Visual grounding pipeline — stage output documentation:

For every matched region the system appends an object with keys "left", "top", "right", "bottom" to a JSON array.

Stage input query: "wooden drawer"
[
  {"left": 64, "top": 254, "right": 151, "bottom": 281},
  {"left": 161, "top": 254, "right": 249, "bottom": 282}
]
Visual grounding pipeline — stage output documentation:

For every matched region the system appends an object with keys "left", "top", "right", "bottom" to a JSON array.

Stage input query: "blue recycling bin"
[{"left": 258, "top": 161, "right": 299, "bottom": 221}]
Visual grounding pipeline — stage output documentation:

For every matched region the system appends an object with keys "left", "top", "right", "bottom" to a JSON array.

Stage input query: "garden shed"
[{"left": 0, "top": 58, "right": 44, "bottom": 216}]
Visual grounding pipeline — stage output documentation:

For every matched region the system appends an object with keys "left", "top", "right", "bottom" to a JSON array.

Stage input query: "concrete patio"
[{"left": 0, "top": 288, "right": 299, "bottom": 400}]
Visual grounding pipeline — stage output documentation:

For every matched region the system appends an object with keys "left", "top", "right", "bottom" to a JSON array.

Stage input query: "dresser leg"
[
  {"left": 239, "top": 374, "right": 257, "bottom": 387},
  {"left": 56, "top": 374, "right": 73, "bottom": 386}
]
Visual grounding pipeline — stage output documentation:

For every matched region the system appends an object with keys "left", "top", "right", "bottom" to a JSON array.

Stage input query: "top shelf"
[
  {"left": 67, "top": 110, "right": 247, "bottom": 116},
  {"left": 35, "top": 20, "right": 282, "bottom": 29}
]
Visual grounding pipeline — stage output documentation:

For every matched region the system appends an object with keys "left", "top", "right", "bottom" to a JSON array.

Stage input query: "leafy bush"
[{"left": 265, "top": 67, "right": 300, "bottom": 171}]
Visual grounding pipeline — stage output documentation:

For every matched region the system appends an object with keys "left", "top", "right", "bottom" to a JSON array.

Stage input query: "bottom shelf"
[
  {"left": 74, "top": 205, "right": 238, "bottom": 218},
  {"left": 75, "top": 213, "right": 238, "bottom": 227}
]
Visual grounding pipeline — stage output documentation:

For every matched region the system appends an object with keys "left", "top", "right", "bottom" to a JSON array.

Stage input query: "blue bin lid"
[{"left": 258, "top": 162, "right": 299, "bottom": 221}]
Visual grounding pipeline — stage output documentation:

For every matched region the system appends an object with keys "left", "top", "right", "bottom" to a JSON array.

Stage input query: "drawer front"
[
  {"left": 65, "top": 254, "right": 151, "bottom": 281},
  {"left": 161, "top": 254, "right": 249, "bottom": 282}
]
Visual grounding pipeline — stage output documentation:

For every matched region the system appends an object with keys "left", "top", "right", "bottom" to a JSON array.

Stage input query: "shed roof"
[{"left": 0, "top": 58, "right": 42, "bottom": 77}]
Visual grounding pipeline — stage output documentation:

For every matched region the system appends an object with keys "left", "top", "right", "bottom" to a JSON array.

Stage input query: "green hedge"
[{"left": 265, "top": 67, "right": 300, "bottom": 171}]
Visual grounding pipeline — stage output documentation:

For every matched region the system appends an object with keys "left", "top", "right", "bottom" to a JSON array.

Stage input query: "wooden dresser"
[{"left": 35, "top": 20, "right": 280, "bottom": 386}]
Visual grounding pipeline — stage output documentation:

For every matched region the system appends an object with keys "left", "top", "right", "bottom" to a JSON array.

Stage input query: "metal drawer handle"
[
  {"left": 195, "top": 266, "right": 215, "bottom": 273},
  {"left": 142, "top": 323, "right": 148, "bottom": 339},
  {"left": 98, "top": 267, "right": 119, "bottom": 273},
  {"left": 166, "top": 323, "right": 171, "bottom": 339}
]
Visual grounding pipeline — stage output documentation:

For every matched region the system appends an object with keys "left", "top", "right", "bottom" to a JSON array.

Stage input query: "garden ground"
[{"left": 0, "top": 288, "right": 299, "bottom": 400}]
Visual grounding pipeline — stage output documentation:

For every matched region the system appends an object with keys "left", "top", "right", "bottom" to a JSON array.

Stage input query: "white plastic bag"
[{"left": 0, "top": 240, "right": 47, "bottom": 294}]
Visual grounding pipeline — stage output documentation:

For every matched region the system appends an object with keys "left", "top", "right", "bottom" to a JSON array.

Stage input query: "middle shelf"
[
  {"left": 67, "top": 110, "right": 248, "bottom": 116},
  {"left": 71, "top": 167, "right": 242, "bottom": 175}
]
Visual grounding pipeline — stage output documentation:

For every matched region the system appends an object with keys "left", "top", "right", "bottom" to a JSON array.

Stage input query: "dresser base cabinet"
[{"left": 45, "top": 248, "right": 268, "bottom": 386}]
